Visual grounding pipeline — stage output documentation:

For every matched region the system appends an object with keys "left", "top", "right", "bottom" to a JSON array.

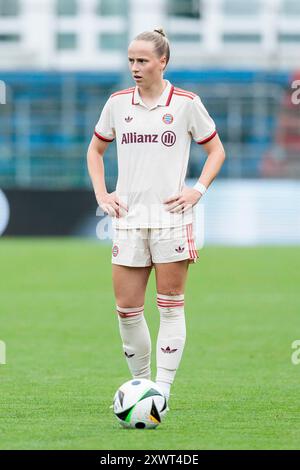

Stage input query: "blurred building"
[
  {"left": 0, "top": 0, "right": 300, "bottom": 70},
  {"left": 0, "top": 0, "right": 299, "bottom": 192}
]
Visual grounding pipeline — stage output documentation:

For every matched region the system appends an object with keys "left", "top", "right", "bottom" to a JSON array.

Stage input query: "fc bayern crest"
[
  {"left": 112, "top": 245, "right": 119, "bottom": 257},
  {"left": 162, "top": 113, "right": 173, "bottom": 124}
]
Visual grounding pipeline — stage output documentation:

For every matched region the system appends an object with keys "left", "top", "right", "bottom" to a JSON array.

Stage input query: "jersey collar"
[{"left": 132, "top": 79, "right": 174, "bottom": 108}]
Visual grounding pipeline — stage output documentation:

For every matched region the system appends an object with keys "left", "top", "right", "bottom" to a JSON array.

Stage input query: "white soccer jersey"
[{"left": 94, "top": 79, "right": 216, "bottom": 229}]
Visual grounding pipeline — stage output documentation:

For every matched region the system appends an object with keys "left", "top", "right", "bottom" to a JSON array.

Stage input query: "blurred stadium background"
[{"left": 0, "top": 0, "right": 299, "bottom": 242}]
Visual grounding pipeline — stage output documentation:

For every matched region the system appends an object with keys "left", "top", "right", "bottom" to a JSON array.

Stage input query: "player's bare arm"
[
  {"left": 164, "top": 134, "right": 226, "bottom": 213},
  {"left": 87, "top": 135, "right": 128, "bottom": 218}
]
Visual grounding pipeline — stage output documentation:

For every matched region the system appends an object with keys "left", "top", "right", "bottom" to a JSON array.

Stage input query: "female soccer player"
[{"left": 87, "top": 28, "right": 225, "bottom": 403}]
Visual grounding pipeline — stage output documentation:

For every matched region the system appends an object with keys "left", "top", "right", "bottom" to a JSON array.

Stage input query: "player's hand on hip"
[
  {"left": 163, "top": 186, "right": 202, "bottom": 213},
  {"left": 97, "top": 191, "right": 128, "bottom": 218}
]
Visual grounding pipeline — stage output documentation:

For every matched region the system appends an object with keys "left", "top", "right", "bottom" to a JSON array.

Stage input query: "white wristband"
[{"left": 193, "top": 182, "right": 207, "bottom": 196}]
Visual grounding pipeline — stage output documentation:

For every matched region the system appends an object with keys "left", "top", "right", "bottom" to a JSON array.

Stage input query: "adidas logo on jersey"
[
  {"left": 125, "top": 116, "right": 133, "bottom": 122},
  {"left": 175, "top": 246, "right": 185, "bottom": 253}
]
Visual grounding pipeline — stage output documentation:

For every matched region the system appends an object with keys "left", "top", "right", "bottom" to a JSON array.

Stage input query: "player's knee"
[
  {"left": 115, "top": 298, "right": 145, "bottom": 309},
  {"left": 157, "top": 289, "right": 184, "bottom": 296}
]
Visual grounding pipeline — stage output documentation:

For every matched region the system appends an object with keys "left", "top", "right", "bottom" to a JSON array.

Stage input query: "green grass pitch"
[{"left": 0, "top": 239, "right": 299, "bottom": 450}]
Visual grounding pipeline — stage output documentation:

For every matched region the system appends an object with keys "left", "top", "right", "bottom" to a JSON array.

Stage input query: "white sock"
[
  {"left": 155, "top": 294, "right": 186, "bottom": 391},
  {"left": 156, "top": 381, "right": 171, "bottom": 400},
  {"left": 117, "top": 305, "right": 151, "bottom": 380}
]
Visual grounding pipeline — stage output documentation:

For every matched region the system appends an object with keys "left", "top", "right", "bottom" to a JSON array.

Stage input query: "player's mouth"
[{"left": 134, "top": 75, "right": 142, "bottom": 81}]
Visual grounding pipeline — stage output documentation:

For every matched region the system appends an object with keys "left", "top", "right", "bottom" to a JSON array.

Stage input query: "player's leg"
[
  {"left": 153, "top": 259, "right": 190, "bottom": 400},
  {"left": 112, "top": 264, "right": 153, "bottom": 380}
]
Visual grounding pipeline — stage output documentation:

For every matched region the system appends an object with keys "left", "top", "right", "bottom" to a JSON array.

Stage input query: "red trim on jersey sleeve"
[
  {"left": 173, "top": 91, "right": 194, "bottom": 100},
  {"left": 196, "top": 130, "right": 217, "bottom": 145},
  {"left": 111, "top": 87, "right": 135, "bottom": 98},
  {"left": 94, "top": 131, "right": 114, "bottom": 142},
  {"left": 174, "top": 87, "right": 196, "bottom": 98}
]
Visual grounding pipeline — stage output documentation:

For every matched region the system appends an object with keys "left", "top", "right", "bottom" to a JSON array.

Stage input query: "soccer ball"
[{"left": 112, "top": 379, "right": 168, "bottom": 429}]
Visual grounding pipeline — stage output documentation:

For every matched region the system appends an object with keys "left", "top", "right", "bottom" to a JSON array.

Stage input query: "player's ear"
[{"left": 160, "top": 56, "right": 167, "bottom": 71}]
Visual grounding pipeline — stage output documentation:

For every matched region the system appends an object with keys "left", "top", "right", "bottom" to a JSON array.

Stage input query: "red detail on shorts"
[{"left": 186, "top": 223, "right": 198, "bottom": 261}]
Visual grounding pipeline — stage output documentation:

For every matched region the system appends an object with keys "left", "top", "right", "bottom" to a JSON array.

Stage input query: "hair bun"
[{"left": 154, "top": 28, "right": 166, "bottom": 38}]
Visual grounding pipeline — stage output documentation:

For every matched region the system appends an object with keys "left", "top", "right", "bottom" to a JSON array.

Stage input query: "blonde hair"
[{"left": 134, "top": 28, "right": 170, "bottom": 70}]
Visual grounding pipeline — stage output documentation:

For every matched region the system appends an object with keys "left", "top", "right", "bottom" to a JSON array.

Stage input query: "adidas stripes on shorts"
[{"left": 111, "top": 223, "right": 199, "bottom": 267}]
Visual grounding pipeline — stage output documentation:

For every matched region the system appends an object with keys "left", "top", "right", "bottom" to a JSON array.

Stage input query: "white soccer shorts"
[{"left": 111, "top": 223, "right": 199, "bottom": 267}]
